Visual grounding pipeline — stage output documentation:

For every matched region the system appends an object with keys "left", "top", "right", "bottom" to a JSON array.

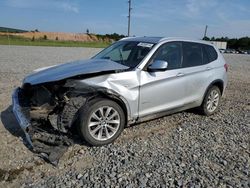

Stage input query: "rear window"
[{"left": 203, "top": 45, "right": 218, "bottom": 63}]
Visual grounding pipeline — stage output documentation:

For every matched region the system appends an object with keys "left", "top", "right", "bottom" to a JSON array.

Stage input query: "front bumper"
[
  {"left": 12, "top": 87, "right": 74, "bottom": 165},
  {"left": 12, "top": 88, "right": 33, "bottom": 147}
]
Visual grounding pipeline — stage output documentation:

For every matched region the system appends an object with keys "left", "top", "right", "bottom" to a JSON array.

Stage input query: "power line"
[{"left": 127, "top": 0, "right": 132, "bottom": 36}]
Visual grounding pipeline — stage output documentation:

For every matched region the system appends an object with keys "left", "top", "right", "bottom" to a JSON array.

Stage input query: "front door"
[{"left": 139, "top": 42, "right": 186, "bottom": 117}]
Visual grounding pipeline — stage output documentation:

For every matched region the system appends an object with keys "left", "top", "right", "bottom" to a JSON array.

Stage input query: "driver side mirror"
[{"left": 147, "top": 60, "right": 168, "bottom": 72}]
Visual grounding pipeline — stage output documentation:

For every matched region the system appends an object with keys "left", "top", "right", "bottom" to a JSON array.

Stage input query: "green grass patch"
[{"left": 0, "top": 35, "right": 110, "bottom": 48}]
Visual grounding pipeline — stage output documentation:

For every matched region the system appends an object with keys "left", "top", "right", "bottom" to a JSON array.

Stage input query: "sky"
[{"left": 0, "top": 0, "right": 250, "bottom": 39}]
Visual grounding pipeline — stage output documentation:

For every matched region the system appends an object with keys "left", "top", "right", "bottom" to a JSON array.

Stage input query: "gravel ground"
[{"left": 0, "top": 45, "right": 249, "bottom": 188}]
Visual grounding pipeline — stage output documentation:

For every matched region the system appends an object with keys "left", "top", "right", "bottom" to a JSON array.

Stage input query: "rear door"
[
  {"left": 179, "top": 42, "right": 214, "bottom": 104},
  {"left": 139, "top": 42, "right": 186, "bottom": 117}
]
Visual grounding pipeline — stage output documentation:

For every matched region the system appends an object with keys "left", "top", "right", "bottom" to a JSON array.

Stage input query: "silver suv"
[{"left": 13, "top": 37, "right": 228, "bottom": 147}]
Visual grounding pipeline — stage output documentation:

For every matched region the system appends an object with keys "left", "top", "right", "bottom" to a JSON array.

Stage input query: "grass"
[{"left": 0, "top": 35, "right": 110, "bottom": 48}]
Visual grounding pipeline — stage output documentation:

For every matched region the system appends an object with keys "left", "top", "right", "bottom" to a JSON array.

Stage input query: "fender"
[
  {"left": 66, "top": 86, "right": 132, "bottom": 124},
  {"left": 202, "top": 79, "right": 224, "bottom": 101}
]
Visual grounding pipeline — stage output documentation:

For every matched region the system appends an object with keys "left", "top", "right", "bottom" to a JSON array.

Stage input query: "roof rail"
[{"left": 120, "top": 36, "right": 136, "bottom": 41}]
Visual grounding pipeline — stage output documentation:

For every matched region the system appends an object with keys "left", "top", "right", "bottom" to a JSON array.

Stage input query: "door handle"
[
  {"left": 206, "top": 67, "right": 212, "bottom": 71},
  {"left": 176, "top": 73, "right": 185, "bottom": 77}
]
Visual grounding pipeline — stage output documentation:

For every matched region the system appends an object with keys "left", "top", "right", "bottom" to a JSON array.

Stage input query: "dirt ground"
[
  {"left": 0, "top": 31, "right": 106, "bottom": 42},
  {"left": 0, "top": 45, "right": 249, "bottom": 187}
]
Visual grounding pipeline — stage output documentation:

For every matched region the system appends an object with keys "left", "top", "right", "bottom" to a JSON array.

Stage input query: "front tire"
[
  {"left": 78, "top": 98, "right": 125, "bottom": 146},
  {"left": 201, "top": 86, "right": 221, "bottom": 116}
]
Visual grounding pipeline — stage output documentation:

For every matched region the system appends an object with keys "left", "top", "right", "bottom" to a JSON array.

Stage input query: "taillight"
[{"left": 224, "top": 63, "right": 228, "bottom": 72}]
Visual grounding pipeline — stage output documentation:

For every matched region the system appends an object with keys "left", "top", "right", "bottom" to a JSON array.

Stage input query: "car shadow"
[
  {"left": 1, "top": 105, "right": 26, "bottom": 139},
  {"left": 185, "top": 107, "right": 203, "bottom": 115},
  {"left": 1, "top": 105, "right": 203, "bottom": 166},
  {"left": 127, "top": 107, "right": 204, "bottom": 129},
  {"left": 1, "top": 105, "right": 89, "bottom": 145},
  {"left": 1, "top": 105, "right": 91, "bottom": 165}
]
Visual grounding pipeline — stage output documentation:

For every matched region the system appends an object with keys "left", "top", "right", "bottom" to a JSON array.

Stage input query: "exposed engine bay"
[{"left": 17, "top": 80, "right": 104, "bottom": 165}]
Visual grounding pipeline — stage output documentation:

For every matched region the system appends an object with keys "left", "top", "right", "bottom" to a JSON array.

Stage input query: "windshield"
[{"left": 93, "top": 41, "right": 155, "bottom": 68}]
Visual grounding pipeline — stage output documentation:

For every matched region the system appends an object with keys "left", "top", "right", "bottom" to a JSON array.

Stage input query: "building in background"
[{"left": 210, "top": 41, "right": 227, "bottom": 50}]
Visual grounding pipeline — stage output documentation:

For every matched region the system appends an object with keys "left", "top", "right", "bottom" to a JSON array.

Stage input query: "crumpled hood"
[{"left": 23, "top": 59, "right": 129, "bottom": 85}]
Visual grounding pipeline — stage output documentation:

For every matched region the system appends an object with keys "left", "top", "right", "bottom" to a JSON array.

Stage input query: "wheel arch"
[
  {"left": 101, "top": 94, "right": 129, "bottom": 125},
  {"left": 203, "top": 79, "right": 224, "bottom": 101},
  {"left": 87, "top": 90, "right": 130, "bottom": 126},
  {"left": 66, "top": 83, "right": 132, "bottom": 126}
]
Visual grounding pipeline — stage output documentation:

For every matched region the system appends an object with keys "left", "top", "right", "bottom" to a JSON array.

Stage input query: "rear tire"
[
  {"left": 78, "top": 98, "right": 125, "bottom": 146},
  {"left": 201, "top": 86, "right": 221, "bottom": 116}
]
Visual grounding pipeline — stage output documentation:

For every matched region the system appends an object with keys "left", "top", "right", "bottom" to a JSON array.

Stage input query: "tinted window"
[
  {"left": 152, "top": 42, "right": 182, "bottom": 70},
  {"left": 203, "top": 45, "right": 218, "bottom": 63},
  {"left": 182, "top": 42, "right": 203, "bottom": 68},
  {"left": 202, "top": 45, "right": 210, "bottom": 64}
]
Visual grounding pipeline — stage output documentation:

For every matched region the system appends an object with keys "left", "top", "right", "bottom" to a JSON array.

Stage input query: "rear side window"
[
  {"left": 182, "top": 42, "right": 203, "bottom": 68},
  {"left": 203, "top": 45, "right": 218, "bottom": 63}
]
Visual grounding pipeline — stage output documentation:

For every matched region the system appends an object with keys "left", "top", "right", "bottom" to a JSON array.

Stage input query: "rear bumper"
[{"left": 12, "top": 88, "right": 33, "bottom": 147}]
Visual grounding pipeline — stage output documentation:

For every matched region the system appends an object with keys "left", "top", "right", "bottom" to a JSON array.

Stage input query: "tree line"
[
  {"left": 203, "top": 36, "right": 250, "bottom": 50},
  {"left": 95, "top": 33, "right": 125, "bottom": 41}
]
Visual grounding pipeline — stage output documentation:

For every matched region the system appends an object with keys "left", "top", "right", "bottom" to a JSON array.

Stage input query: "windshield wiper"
[{"left": 118, "top": 49, "right": 124, "bottom": 65}]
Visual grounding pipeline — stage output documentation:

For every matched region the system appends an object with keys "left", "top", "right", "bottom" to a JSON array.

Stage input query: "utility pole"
[
  {"left": 7, "top": 29, "right": 10, "bottom": 46},
  {"left": 127, "top": 0, "right": 132, "bottom": 36},
  {"left": 204, "top": 25, "right": 208, "bottom": 39}
]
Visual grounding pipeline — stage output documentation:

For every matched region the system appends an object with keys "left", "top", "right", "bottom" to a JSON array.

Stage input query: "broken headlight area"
[{"left": 16, "top": 82, "right": 87, "bottom": 165}]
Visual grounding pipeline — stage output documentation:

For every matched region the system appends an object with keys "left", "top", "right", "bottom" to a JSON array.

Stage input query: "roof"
[
  {"left": 121, "top": 36, "right": 163, "bottom": 43},
  {"left": 159, "top": 37, "right": 213, "bottom": 45},
  {"left": 121, "top": 36, "right": 214, "bottom": 46}
]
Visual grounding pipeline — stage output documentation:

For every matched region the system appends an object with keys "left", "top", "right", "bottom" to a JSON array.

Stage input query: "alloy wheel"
[
  {"left": 88, "top": 106, "right": 120, "bottom": 141},
  {"left": 206, "top": 90, "right": 220, "bottom": 113}
]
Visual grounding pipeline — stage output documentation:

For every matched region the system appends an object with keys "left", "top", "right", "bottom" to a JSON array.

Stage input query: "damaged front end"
[
  {"left": 12, "top": 81, "right": 89, "bottom": 165},
  {"left": 11, "top": 58, "right": 136, "bottom": 165}
]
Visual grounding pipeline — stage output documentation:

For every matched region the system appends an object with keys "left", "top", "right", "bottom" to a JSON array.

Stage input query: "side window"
[
  {"left": 204, "top": 45, "right": 218, "bottom": 63},
  {"left": 182, "top": 42, "right": 203, "bottom": 68},
  {"left": 202, "top": 45, "right": 209, "bottom": 64},
  {"left": 152, "top": 42, "right": 182, "bottom": 70}
]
